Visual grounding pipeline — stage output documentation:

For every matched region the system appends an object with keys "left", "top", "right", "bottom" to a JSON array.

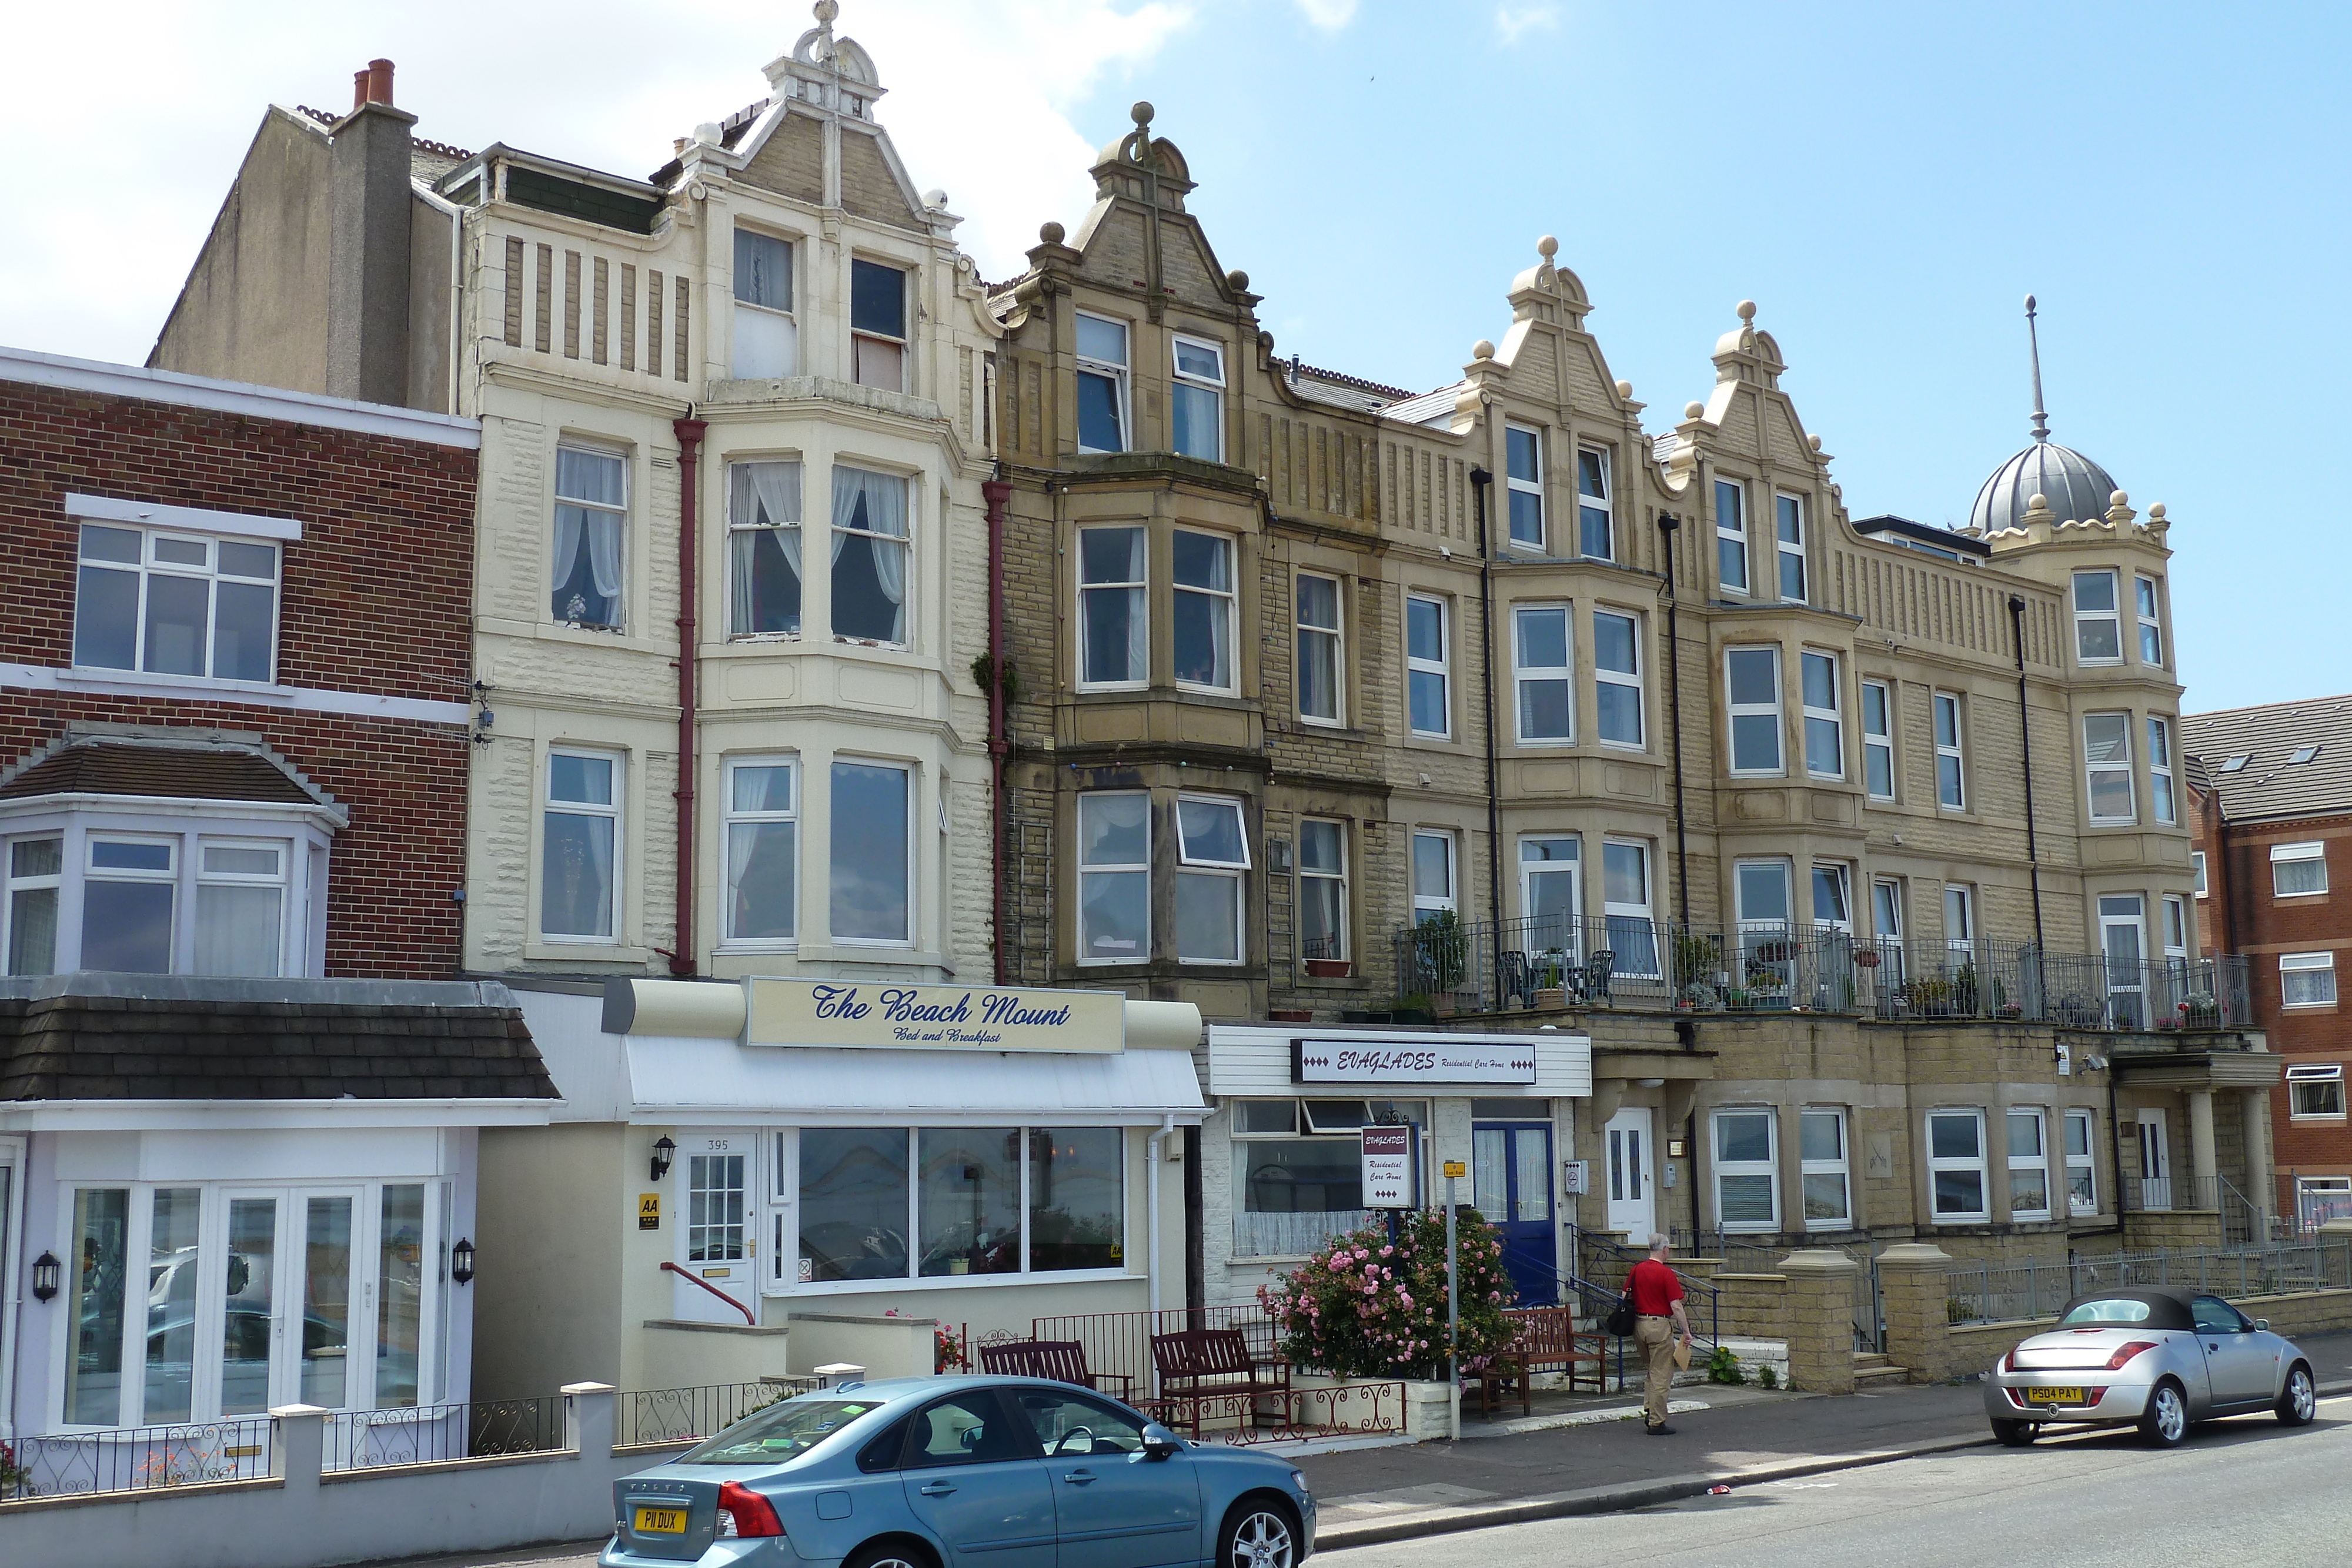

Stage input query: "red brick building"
[
  {"left": 0, "top": 345, "right": 482, "bottom": 978},
  {"left": 2184, "top": 696, "right": 2352, "bottom": 1228}
]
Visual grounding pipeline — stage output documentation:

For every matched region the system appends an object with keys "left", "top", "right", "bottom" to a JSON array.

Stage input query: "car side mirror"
[
  {"left": 1140, "top": 1423, "right": 1182, "bottom": 1460},
  {"left": 2256, "top": 1319, "right": 2270, "bottom": 1332}
]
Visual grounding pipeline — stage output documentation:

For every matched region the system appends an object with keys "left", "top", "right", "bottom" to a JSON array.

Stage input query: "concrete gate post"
[
  {"left": 1875, "top": 1242, "right": 1955, "bottom": 1383},
  {"left": 1776, "top": 1249, "right": 1858, "bottom": 1394}
]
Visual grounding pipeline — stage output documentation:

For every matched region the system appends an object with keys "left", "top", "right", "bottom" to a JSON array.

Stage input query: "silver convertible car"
[
  {"left": 601, "top": 1375, "right": 1316, "bottom": 1568},
  {"left": 1983, "top": 1286, "right": 2318, "bottom": 1447}
]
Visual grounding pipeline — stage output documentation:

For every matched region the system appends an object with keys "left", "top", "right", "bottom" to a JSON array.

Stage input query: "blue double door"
[{"left": 1473, "top": 1119, "right": 1558, "bottom": 1306}]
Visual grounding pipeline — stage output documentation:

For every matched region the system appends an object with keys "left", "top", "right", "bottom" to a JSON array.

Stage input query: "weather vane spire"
[{"left": 2025, "top": 293, "right": 2049, "bottom": 443}]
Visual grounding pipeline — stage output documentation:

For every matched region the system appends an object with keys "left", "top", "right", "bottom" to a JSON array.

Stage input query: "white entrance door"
[
  {"left": 1604, "top": 1106, "right": 1656, "bottom": 1241},
  {"left": 676, "top": 1134, "right": 758, "bottom": 1322},
  {"left": 2136, "top": 1109, "right": 2171, "bottom": 1211}
]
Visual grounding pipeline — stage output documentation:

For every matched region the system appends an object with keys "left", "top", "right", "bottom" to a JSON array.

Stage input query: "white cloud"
[
  {"left": 1494, "top": 4, "right": 1558, "bottom": 43},
  {"left": 0, "top": 1, "right": 1194, "bottom": 363},
  {"left": 1292, "top": 0, "right": 1359, "bottom": 28}
]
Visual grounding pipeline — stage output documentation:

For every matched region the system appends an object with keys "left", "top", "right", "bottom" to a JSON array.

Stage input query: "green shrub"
[{"left": 1259, "top": 1207, "right": 1516, "bottom": 1380}]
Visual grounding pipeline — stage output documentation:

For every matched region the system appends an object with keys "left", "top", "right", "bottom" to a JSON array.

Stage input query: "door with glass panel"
[
  {"left": 1870, "top": 880, "right": 1906, "bottom": 988},
  {"left": 2100, "top": 896, "right": 2147, "bottom": 1028},
  {"left": 1603, "top": 1106, "right": 1655, "bottom": 1240},
  {"left": 1473, "top": 1114, "right": 1558, "bottom": 1305},
  {"left": 678, "top": 1134, "right": 757, "bottom": 1322},
  {"left": 2136, "top": 1109, "right": 2172, "bottom": 1212}
]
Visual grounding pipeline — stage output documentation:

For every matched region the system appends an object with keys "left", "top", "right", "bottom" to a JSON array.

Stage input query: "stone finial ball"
[
  {"left": 1227, "top": 269, "right": 1250, "bottom": 291},
  {"left": 1737, "top": 299, "right": 1757, "bottom": 322},
  {"left": 2027, "top": 493, "right": 2048, "bottom": 510},
  {"left": 1131, "top": 101, "right": 1154, "bottom": 126},
  {"left": 1537, "top": 235, "right": 1559, "bottom": 259},
  {"left": 1685, "top": 402, "right": 1705, "bottom": 420},
  {"left": 2109, "top": 489, "right": 2128, "bottom": 508},
  {"left": 1472, "top": 339, "right": 1495, "bottom": 360},
  {"left": 2149, "top": 502, "right": 2166, "bottom": 520},
  {"left": 1039, "top": 221, "right": 1065, "bottom": 245},
  {"left": 814, "top": 0, "right": 840, "bottom": 22},
  {"left": 1809, "top": 433, "right": 1823, "bottom": 451},
  {"left": 1615, "top": 380, "right": 1633, "bottom": 399}
]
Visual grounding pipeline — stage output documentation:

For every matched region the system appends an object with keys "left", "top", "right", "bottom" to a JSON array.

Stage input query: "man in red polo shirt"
[{"left": 1628, "top": 1232, "right": 1693, "bottom": 1434}]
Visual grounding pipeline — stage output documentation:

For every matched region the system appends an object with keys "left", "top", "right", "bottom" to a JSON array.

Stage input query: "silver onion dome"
[{"left": 1969, "top": 294, "right": 2119, "bottom": 532}]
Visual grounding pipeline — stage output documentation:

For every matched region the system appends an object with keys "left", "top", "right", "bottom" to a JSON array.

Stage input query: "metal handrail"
[{"left": 659, "top": 1260, "right": 756, "bottom": 1325}]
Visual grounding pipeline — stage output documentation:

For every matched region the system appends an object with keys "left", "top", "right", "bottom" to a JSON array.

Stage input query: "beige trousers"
[{"left": 1635, "top": 1315, "right": 1677, "bottom": 1427}]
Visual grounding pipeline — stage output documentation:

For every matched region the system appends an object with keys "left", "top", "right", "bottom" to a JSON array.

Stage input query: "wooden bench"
[
  {"left": 1477, "top": 1306, "right": 1605, "bottom": 1417},
  {"left": 975, "top": 1338, "right": 1134, "bottom": 1402},
  {"left": 1148, "top": 1328, "right": 1291, "bottom": 1436}
]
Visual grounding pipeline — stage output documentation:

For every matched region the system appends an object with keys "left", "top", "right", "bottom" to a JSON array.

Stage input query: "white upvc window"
[
  {"left": 552, "top": 445, "right": 627, "bottom": 630},
  {"left": 1519, "top": 835, "right": 1581, "bottom": 947},
  {"left": 1872, "top": 878, "right": 1905, "bottom": 979},
  {"left": 1812, "top": 862, "right": 1853, "bottom": 934},
  {"left": 2273, "top": 841, "right": 2329, "bottom": 898},
  {"left": 830, "top": 758, "right": 911, "bottom": 946},
  {"left": 1801, "top": 650, "right": 1843, "bottom": 779},
  {"left": 1862, "top": 678, "right": 1895, "bottom": 800},
  {"left": 1171, "top": 335, "right": 1225, "bottom": 462},
  {"left": 2288, "top": 1064, "right": 2346, "bottom": 1118},
  {"left": 2136, "top": 575, "right": 2164, "bottom": 666},
  {"left": 1411, "top": 830, "right": 1456, "bottom": 922},
  {"left": 1077, "top": 792, "right": 1148, "bottom": 964},
  {"left": 1077, "top": 525, "right": 1148, "bottom": 689},
  {"left": 542, "top": 748, "right": 622, "bottom": 941},
  {"left": 1593, "top": 609, "right": 1643, "bottom": 748},
  {"left": 2147, "top": 716, "right": 2177, "bottom": 825},
  {"left": 1505, "top": 424, "right": 1545, "bottom": 549},
  {"left": 2083, "top": 712, "right": 2136, "bottom": 824},
  {"left": 727, "top": 459, "right": 804, "bottom": 637},
  {"left": 4, "top": 835, "right": 62, "bottom": 976},
  {"left": 1576, "top": 447, "right": 1613, "bottom": 560},
  {"left": 830, "top": 466, "right": 910, "bottom": 646},
  {"left": 1174, "top": 794, "right": 1248, "bottom": 965},
  {"left": 1735, "top": 857, "right": 1792, "bottom": 934},
  {"left": 1933, "top": 691, "right": 1965, "bottom": 810},
  {"left": 2064, "top": 1109, "right": 2098, "bottom": 1215},
  {"left": 2007, "top": 1108, "right": 2052, "bottom": 1221},
  {"left": 1776, "top": 493, "right": 1807, "bottom": 603},
  {"left": 731, "top": 225, "right": 796, "bottom": 378},
  {"left": 723, "top": 757, "right": 798, "bottom": 946},
  {"left": 1297, "top": 818, "right": 1348, "bottom": 964},
  {"left": 1726, "top": 646, "right": 1783, "bottom": 775},
  {"left": 1712, "top": 1108, "right": 1778, "bottom": 1232},
  {"left": 1715, "top": 478, "right": 1749, "bottom": 593},
  {"left": 2163, "top": 895, "right": 2190, "bottom": 962},
  {"left": 1295, "top": 571, "right": 1344, "bottom": 726},
  {"left": 1799, "top": 1108, "right": 1850, "bottom": 1230},
  {"left": 2099, "top": 894, "right": 2148, "bottom": 1028},
  {"left": 1513, "top": 603, "right": 1573, "bottom": 744},
  {"left": 2193, "top": 851, "right": 2208, "bottom": 898},
  {"left": 1943, "top": 882, "right": 1976, "bottom": 962},
  {"left": 193, "top": 839, "right": 290, "bottom": 978},
  {"left": 74, "top": 523, "right": 281, "bottom": 684},
  {"left": 2073, "top": 569, "right": 2122, "bottom": 664},
  {"left": 1075, "top": 312, "right": 1130, "bottom": 453},
  {"left": 849, "top": 257, "right": 908, "bottom": 392},
  {"left": 1602, "top": 838, "right": 1661, "bottom": 978},
  {"left": 1171, "top": 529, "right": 1237, "bottom": 693},
  {"left": 1406, "top": 595, "right": 1451, "bottom": 738},
  {"left": 1927, "top": 1109, "right": 1990, "bottom": 1223},
  {"left": 2281, "top": 952, "right": 2338, "bottom": 1009},
  {"left": 85, "top": 835, "right": 178, "bottom": 974}
]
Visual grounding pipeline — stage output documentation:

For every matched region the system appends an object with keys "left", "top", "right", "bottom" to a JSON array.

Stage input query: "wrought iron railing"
[
  {"left": 0, "top": 1417, "right": 273, "bottom": 1502},
  {"left": 1391, "top": 915, "right": 2252, "bottom": 1032},
  {"left": 1945, "top": 1240, "right": 2352, "bottom": 1326},
  {"left": 616, "top": 1378, "right": 824, "bottom": 1449},
  {"left": 322, "top": 1396, "right": 567, "bottom": 1472}
]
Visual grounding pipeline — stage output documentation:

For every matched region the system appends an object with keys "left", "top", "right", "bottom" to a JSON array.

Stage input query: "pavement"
[{"left": 379, "top": 1330, "right": 2352, "bottom": 1568}]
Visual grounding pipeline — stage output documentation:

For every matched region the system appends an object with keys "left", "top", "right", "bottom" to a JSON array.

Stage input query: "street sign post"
[{"left": 1442, "top": 1158, "right": 1465, "bottom": 1440}]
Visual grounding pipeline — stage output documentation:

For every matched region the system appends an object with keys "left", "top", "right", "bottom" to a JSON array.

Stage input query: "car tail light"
[
  {"left": 2104, "top": 1340, "right": 2157, "bottom": 1370},
  {"left": 2000, "top": 1345, "right": 2019, "bottom": 1373},
  {"left": 717, "top": 1481, "right": 785, "bottom": 1538}
]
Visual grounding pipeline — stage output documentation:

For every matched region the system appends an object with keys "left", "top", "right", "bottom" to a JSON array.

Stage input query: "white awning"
[{"left": 622, "top": 1035, "right": 1206, "bottom": 1126}]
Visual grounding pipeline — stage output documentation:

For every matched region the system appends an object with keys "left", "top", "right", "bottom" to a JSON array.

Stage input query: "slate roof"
[
  {"left": 2181, "top": 694, "right": 2352, "bottom": 825},
  {"left": 0, "top": 737, "right": 323, "bottom": 807},
  {"left": 0, "top": 976, "right": 557, "bottom": 1102}
]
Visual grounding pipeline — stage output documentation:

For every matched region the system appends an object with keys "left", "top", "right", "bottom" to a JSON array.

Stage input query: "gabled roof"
[
  {"left": 0, "top": 731, "right": 346, "bottom": 824},
  {"left": 2181, "top": 695, "right": 2352, "bottom": 825}
]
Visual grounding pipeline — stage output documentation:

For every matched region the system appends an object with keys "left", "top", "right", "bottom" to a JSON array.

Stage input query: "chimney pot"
[
  {"left": 366, "top": 58, "right": 395, "bottom": 106},
  {"left": 352, "top": 68, "right": 370, "bottom": 112}
]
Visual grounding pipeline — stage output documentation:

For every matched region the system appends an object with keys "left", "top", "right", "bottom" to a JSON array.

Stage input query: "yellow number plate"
[
  {"left": 634, "top": 1506, "right": 688, "bottom": 1535},
  {"left": 2025, "top": 1386, "right": 2086, "bottom": 1405}
]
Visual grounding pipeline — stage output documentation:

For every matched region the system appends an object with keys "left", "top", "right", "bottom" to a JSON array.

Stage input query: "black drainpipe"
[
  {"left": 1659, "top": 513, "right": 1692, "bottom": 930},
  {"left": 1470, "top": 466, "right": 1504, "bottom": 989},
  {"left": 2006, "top": 594, "right": 2049, "bottom": 955}
]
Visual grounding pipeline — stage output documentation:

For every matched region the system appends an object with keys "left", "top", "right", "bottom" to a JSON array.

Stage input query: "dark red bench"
[
  {"left": 1478, "top": 1306, "right": 1605, "bottom": 1417},
  {"left": 975, "top": 1338, "right": 1134, "bottom": 1401},
  {"left": 1148, "top": 1328, "right": 1291, "bottom": 1436}
]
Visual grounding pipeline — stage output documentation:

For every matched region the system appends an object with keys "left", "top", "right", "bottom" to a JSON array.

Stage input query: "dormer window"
[
  {"left": 1075, "top": 313, "right": 1129, "bottom": 453},
  {"left": 851, "top": 258, "right": 908, "bottom": 392},
  {"left": 731, "top": 226, "right": 796, "bottom": 379},
  {"left": 1171, "top": 336, "right": 1224, "bottom": 462}
]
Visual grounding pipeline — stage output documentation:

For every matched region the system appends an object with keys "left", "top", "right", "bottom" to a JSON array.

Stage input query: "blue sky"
[{"left": 3, "top": 1, "right": 2342, "bottom": 712}]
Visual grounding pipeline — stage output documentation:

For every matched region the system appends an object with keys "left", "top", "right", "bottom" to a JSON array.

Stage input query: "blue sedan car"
[{"left": 602, "top": 1375, "right": 1317, "bottom": 1568}]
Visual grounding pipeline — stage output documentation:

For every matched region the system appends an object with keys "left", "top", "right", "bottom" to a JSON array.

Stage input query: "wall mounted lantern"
[
  {"left": 451, "top": 1238, "right": 477, "bottom": 1286},
  {"left": 651, "top": 1135, "right": 677, "bottom": 1183},
  {"left": 31, "top": 1251, "right": 61, "bottom": 1302}
]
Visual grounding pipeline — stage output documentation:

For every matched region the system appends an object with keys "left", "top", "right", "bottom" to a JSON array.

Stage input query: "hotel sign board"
[
  {"left": 1361, "top": 1125, "right": 1417, "bottom": 1209},
  {"left": 1292, "top": 1037, "right": 1538, "bottom": 1085},
  {"left": 747, "top": 979, "right": 1124, "bottom": 1053}
]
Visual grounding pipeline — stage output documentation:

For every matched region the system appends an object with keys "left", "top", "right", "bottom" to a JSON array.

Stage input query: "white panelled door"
[{"left": 1603, "top": 1106, "right": 1656, "bottom": 1241}]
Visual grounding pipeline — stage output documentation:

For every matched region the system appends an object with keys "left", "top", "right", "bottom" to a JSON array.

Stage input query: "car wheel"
[
  {"left": 2277, "top": 1363, "right": 2317, "bottom": 1427},
  {"left": 1990, "top": 1419, "right": 2036, "bottom": 1447},
  {"left": 2139, "top": 1380, "right": 2189, "bottom": 1448},
  {"left": 1221, "top": 1497, "right": 1300, "bottom": 1568},
  {"left": 845, "top": 1540, "right": 938, "bottom": 1568}
]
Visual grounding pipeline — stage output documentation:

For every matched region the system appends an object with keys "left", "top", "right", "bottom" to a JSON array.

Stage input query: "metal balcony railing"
[{"left": 1390, "top": 915, "right": 2251, "bottom": 1032}]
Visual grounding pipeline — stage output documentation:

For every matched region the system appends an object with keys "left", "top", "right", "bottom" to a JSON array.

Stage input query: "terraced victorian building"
[{"left": 987, "top": 105, "right": 2273, "bottom": 1315}]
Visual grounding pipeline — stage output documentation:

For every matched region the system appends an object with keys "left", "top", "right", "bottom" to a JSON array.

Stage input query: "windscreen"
[
  {"left": 680, "top": 1398, "right": 882, "bottom": 1465},
  {"left": 2059, "top": 1298, "right": 2153, "bottom": 1326}
]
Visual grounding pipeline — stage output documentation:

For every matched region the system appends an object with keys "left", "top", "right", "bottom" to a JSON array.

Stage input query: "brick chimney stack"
[{"left": 327, "top": 57, "right": 416, "bottom": 406}]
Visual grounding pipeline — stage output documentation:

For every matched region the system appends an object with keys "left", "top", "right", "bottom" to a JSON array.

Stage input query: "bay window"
[
  {"left": 1726, "top": 646, "right": 1783, "bottom": 775},
  {"left": 1297, "top": 818, "right": 1348, "bottom": 962},
  {"left": 1505, "top": 424, "right": 1545, "bottom": 549},
  {"left": 1075, "top": 313, "right": 1130, "bottom": 453},
  {"left": 1175, "top": 794, "right": 1248, "bottom": 964},
  {"left": 5, "top": 835, "right": 61, "bottom": 975},
  {"left": 1812, "top": 862, "right": 1852, "bottom": 934},
  {"left": 1927, "top": 1109, "right": 1989, "bottom": 1222},
  {"left": 1603, "top": 838, "right": 1658, "bottom": 977},
  {"left": 830, "top": 759, "right": 911, "bottom": 945},
  {"left": 2084, "top": 713, "right": 2136, "bottom": 824},
  {"left": 1800, "top": 1108, "right": 1850, "bottom": 1229},
  {"left": 727, "top": 459, "right": 803, "bottom": 637},
  {"left": 552, "top": 446, "right": 626, "bottom": 630},
  {"left": 830, "top": 466, "right": 909, "bottom": 646},
  {"left": 2007, "top": 1108, "right": 2051, "bottom": 1221},
  {"left": 1776, "top": 494, "right": 1807, "bottom": 602},
  {"left": 1514, "top": 604, "right": 1573, "bottom": 743},
  {"left": 731, "top": 226, "right": 796, "bottom": 378},
  {"left": 542, "top": 749, "right": 620, "bottom": 941},
  {"left": 1171, "top": 336, "right": 1225, "bottom": 461},
  {"left": 1521, "top": 836, "right": 1581, "bottom": 952},
  {"left": 1412, "top": 830, "right": 1456, "bottom": 922},
  {"left": 1295, "top": 572, "right": 1343, "bottom": 724},
  {"left": 2064, "top": 1108, "right": 2098, "bottom": 1215},
  {"left": 74, "top": 522, "right": 280, "bottom": 684},
  {"left": 1716, "top": 479, "right": 1749, "bottom": 593},
  {"left": 1594, "top": 609, "right": 1643, "bottom": 747},
  {"left": 1873, "top": 879, "right": 1906, "bottom": 981},
  {"left": 1713, "top": 1108, "right": 1778, "bottom": 1231},
  {"left": 1172, "top": 530, "right": 1236, "bottom": 691},
  {"left": 1577, "top": 448, "right": 1612, "bottom": 560},
  {"left": 1077, "top": 526, "right": 1147, "bottom": 688},
  {"left": 849, "top": 258, "right": 908, "bottom": 392},
  {"left": 193, "top": 840, "right": 288, "bottom": 978},
  {"left": 1077, "top": 792, "right": 1148, "bottom": 963},
  {"left": 2147, "top": 716, "right": 2176, "bottom": 825},
  {"left": 2136, "top": 575, "right": 2164, "bottom": 666},
  {"left": 724, "top": 758, "right": 798, "bottom": 944},
  {"left": 2073, "top": 569, "right": 2121, "bottom": 664},
  {"left": 83, "top": 836, "right": 176, "bottom": 973},
  {"left": 1802, "top": 650, "right": 1842, "bottom": 778}
]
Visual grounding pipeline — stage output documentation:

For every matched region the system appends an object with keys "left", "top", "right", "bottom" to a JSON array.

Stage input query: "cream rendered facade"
[{"left": 451, "top": 22, "right": 1000, "bottom": 982}]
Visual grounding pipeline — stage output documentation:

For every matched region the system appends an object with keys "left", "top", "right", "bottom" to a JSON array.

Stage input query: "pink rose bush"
[{"left": 1258, "top": 1207, "right": 1516, "bottom": 1380}]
